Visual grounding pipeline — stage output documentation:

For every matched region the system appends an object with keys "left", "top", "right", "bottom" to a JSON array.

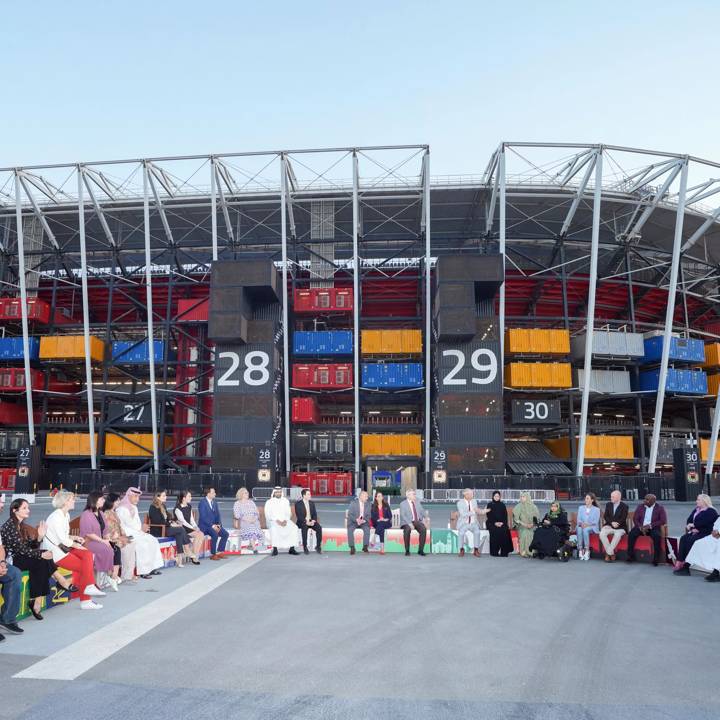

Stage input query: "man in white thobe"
[
  {"left": 264, "top": 487, "right": 299, "bottom": 556},
  {"left": 686, "top": 517, "right": 720, "bottom": 582},
  {"left": 116, "top": 487, "right": 164, "bottom": 578}
]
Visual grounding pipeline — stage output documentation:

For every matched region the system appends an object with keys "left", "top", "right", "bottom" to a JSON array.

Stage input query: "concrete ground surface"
[{"left": 2, "top": 541, "right": 719, "bottom": 720}]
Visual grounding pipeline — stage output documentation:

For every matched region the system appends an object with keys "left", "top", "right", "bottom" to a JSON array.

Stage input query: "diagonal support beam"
[
  {"left": 624, "top": 162, "right": 682, "bottom": 240},
  {"left": 559, "top": 153, "right": 597, "bottom": 237}
]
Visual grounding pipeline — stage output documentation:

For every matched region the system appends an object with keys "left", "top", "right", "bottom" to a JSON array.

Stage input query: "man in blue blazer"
[{"left": 198, "top": 487, "right": 229, "bottom": 560}]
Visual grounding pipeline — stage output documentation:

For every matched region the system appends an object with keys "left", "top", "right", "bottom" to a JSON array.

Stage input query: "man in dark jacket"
[
  {"left": 294, "top": 489, "right": 322, "bottom": 554},
  {"left": 599, "top": 490, "right": 629, "bottom": 562},
  {"left": 626, "top": 494, "right": 667, "bottom": 566}
]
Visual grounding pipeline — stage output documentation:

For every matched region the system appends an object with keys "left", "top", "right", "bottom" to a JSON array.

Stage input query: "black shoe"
[
  {"left": 405, "top": 551, "right": 410, "bottom": 556},
  {"left": 272, "top": 548, "right": 278, "bottom": 556},
  {"left": 150, "top": 570, "right": 162, "bottom": 576},
  {"left": 418, "top": 551, "right": 426, "bottom": 557},
  {"left": 316, "top": 547, "right": 322, "bottom": 554},
  {"left": 303, "top": 548, "right": 309, "bottom": 555},
  {"left": 652, "top": 560, "right": 659, "bottom": 567},
  {"left": 0, "top": 634, "right": 4, "bottom": 643},
  {"left": 140, "top": 574, "right": 153, "bottom": 579},
  {"left": 673, "top": 565, "right": 691, "bottom": 576},
  {"left": 350, "top": 547, "right": 356, "bottom": 555},
  {"left": 0, "top": 622, "right": 23, "bottom": 635},
  {"left": 67, "top": 584, "right": 79, "bottom": 594},
  {"left": 362, "top": 546, "right": 369, "bottom": 553},
  {"left": 29, "top": 604, "right": 44, "bottom": 620},
  {"left": 625, "top": 556, "right": 635, "bottom": 563},
  {"left": 289, "top": 548, "right": 299, "bottom": 555},
  {"left": 706, "top": 570, "right": 720, "bottom": 582},
  {"left": 191, "top": 559, "right": 201, "bottom": 565}
]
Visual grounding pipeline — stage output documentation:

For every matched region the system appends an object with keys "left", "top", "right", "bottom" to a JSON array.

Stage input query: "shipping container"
[
  {"left": 637, "top": 368, "right": 708, "bottom": 394},
  {"left": 642, "top": 336, "right": 705, "bottom": 364},
  {"left": 0, "top": 298, "right": 59, "bottom": 325},
  {"left": 293, "top": 331, "right": 353, "bottom": 356},
  {"left": 291, "top": 397, "right": 321, "bottom": 424},
  {"left": 361, "top": 433, "right": 422, "bottom": 457},
  {"left": 39, "top": 335, "right": 105, "bottom": 363},
  {"left": 45, "top": 433, "right": 97, "bottom": 456},
  {"left": 293, "top": 288, "right": 353, "bottom": 313},
  {"left": 361, "top": 363, "right": 423, "bottom": 389},
  {"left": 0, "top": 337, "right": 40, "bottom": 361},
  {"left": 291, "top": 363, "right": 353, "bottom": 389},
  {"left": 112, "top": 340, "right": 171, "bottom": 364},
  {"left": 544, "top": 435, "right": 634, "bottom": 459},
  {"left": 104, "top": 433, "right": 170, "bottom": 457},
  {"left": 0, "top": 467, "right": 16, "bottom": 491},
  {"left": 574, "top": 369, "right": 632, "bottom": 394},
  {"left": 506, "top": 328, "right": 570, "bottom": 355},
  {"left": 361, "top": 329, "right": 422, "bottom": 355},
  {"left": 292, "top": 431, "right": 354, "bottom": 459},
  {"left": 505, "top": 362, "right": 572, "bottom": 389},
  {"left": 0, "top": 367, "right": 44, "bottom": 393},
  {"left": 0, "top": 401, "right": 39, "bottom": 425},
  {"left": 176, "top": 297, "right": 209, "bottom": 322},
  {"left": 708, "top": 374, "right": 720, "bottom": 396},
  {"left": 570, "top": 330, "right": 644, "bottom": 360}
]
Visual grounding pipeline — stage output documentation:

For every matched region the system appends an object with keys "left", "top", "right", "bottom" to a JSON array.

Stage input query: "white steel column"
[
  {"left": 280, "top": 154, "right": 291, "bottom": 476},
  {"left": 648, "top": 160, "right": 689, "bottom": 474},
  {"left": 13, "top": 174, "right": 36, "bottom": 446},
  {"left": 423, "top": 150, "right": 431, "bottom": 478},
  {"left": 352, "top": 152, "right": 361, "bottom": 484},
  {"left": 705, "top": 388, "right": 720, "bottom": 490},
  {"left": 142, "top": 162, "right": 160, "bottom": 473},
  {"left": 210, "top": 157, "right": 218, "bottom": 262},
  {"left": 575, "top": 150, "right": 602, "bottom": 476},
  {"left": 77, "top": 168, "right": 97, "bottom": 469},
  {"left": 498, "top": 147, "right": 506, "bottom": 367}
]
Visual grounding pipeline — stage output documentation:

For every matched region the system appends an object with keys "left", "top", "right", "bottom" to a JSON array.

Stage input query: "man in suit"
[
  {"left": 346, "top": 490, "right": 372, "bottom": 555},
  {"left": 294, "top": 488, "right": 322, "bottom": 554},
  {"left": 626, "top": 494, "right": 667, "bottom": 566},
  {"left": 399, "top": 489, "right": 427, "bottom": 557},
  {"left": 198, "top": 487, "right": 229, "bottom": 560},
  {"left": 599, "top": 490, "right": 629, "bottom": 562},
  {"left": 455, "top": 488, "right": 486, "bottom": 557}
]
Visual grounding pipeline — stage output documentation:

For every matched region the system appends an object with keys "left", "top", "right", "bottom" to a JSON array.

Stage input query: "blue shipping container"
[
  {"left": 642, "top": 336, "right": 705, "bottom": 364},
  {"left": 112, "top": 340, "right": 168, "bottom": 364},
  {"left": 362, "top": 363, "right": 423, "bottom": 389},
  {"left": 0, "top": 337, "right": 39, "bottom": 360},
  {"left": 637, "top": 368, "right": 707, "bottom": 394},
  {"left": 293, "top": 331, "right": 352, "bottom": 356}
]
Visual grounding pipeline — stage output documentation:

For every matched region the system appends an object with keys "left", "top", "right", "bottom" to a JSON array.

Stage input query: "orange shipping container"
[
  {"left": 704, "top": 343, "right": 720, "bottom": 368},
  {"left": 45, "top": 433, "right": 98, "bottom": 456},
  {"left": 40, "top": 335, "right": 105, "bottom": 363},
  {"left": 361, "top": 433, "right": 421, "bottom": 457},
  {"left": 707, "top": 374, "right": 720, "bottom": 395},
  {"left": 361, "top": 330, "right": 422, "bottom": 355},
  {"left": 544, "top": 435, "right": 633, "bottom": 459},
  {"left": 506, "top": 362, "right": 571, "bottom": 389},
  {"left": 506, "top": 328, "right": 569, "bottom": 355}
]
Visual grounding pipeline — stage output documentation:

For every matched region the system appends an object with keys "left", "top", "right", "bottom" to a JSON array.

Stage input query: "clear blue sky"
[{"left": 3, "top": 1, "right": 718, "bottom": 172}]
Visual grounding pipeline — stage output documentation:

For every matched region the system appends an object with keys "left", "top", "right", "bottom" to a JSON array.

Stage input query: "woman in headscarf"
[
  {"left": 512, "top": 492, "right": 539, "bottom": 557},
  {"left": 530, "top": 501, "right": 571, "bottom": 561},
  {"left": 115, "top": 487, "right": 164, "bottom": 579},
  {"left": 486, "top": 491, "right": 514, "bottom": 557}
]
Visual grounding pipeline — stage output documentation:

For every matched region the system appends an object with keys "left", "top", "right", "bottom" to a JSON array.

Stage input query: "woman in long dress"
[
  {"left": 673, "top": 494, "right": 719, "bottom": 576},
  {"left": 513, "top": 493, "right": 539, "bottom": 557},
  {"left": 79, "top": 491, "right": 117, "bottom": 591},
  {"left": 486, "top": 491, "right": 513, "bottom": 557},
  {"left": 115, "top": 487, "right": 164, "bottom": 579},
  {"left": 530, "top": 502, "right": 571, "bottom": 561},
  {"left": 103, "top": 493, "right": 137, "bottom": 583},
  {"left": 233, "top": 487, "right": 265, "bottom": 553},
  {"left": 686, "top": 516, "right": 720, "bottom": 582}
]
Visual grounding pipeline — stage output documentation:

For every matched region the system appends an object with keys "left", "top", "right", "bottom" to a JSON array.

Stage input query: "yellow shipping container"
[
  {"left": 506, "top": 328, "right": 569, "bottom": 355},
  {"left": 40, "top": 335, "right": 105, "bottom": 363},
  {"left": 361, "top": 330, "right": 422, "bottom": 355},
  {"left": 544, "top": 437, "right": 571, "bottom": 458},
  {"left": 548, "top": 329, "right": 571, "bottom": 354},
  {"left": 45, "top": 433, "right": 64, "bottom": 455},
  {"left": 45, "top": 433, "right": 97, "bottom": 456},
  {"left": 707, "top": 374, "right": 720, "bottom": 395},
  {"left": 106, "top": 433, "right": 163, "bottom": 457},
  {"left": 506, "top": 362, "right": 571, "bottom": 389},
  {"left": 506, "top": 328, "right": 531, "bottom": 354},
  {"left": 361, "top": 433, "right": 421, "bottom": 457},
  {"left": 704, "top": 343, "right": 720, "bottom": 368},
  {"left": 544, "top": 435, "right": 633, "bottom": 459}
]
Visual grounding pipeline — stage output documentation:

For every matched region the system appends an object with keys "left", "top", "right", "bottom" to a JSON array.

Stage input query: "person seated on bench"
[
  {"left": 198, "top": 487, "right": 229, "bottom": 561},
  {"left": 2, "top": 498, "right": 76, "bottom": 622},
  {"left": 513, "top": 493, "right": 539, "bottom": 558},
  {"left": 232, "top": 487, "right": 265, "bottom": 555},
  {"left": 674, "top": 494, "right": 718, "bottom": 577},
  {"left": 116, "top": 487, "right": 164, "bottom": 579},
  {"left": 79, "top": 492, "right": 117, "bottom": 591},
  {"left": 486, "top": 491, "right": 513, "bottom": 557},
  {"left": 294, "top": 489, "right": 322, "bottom": 555},
  {"left": 626, "top": 494, "right": 667, "bottom": 567},
  {"left": 529, "top": 502, "right": 571, "bottom": 561},
  {"left": 576, "top": 493, "right": 600, "bottom": 562},
  {"left": 265, "top": 487, "right": 298, "bottom": 557},
  {"left": 148, "top": 490, "right": 196, "bottom": 567},
  {"left": 0, "top": 499, "right": 24, "bottom": 637},
  {"left": 599, "top": 490, "right": 628, "bottom": 562},
  {"left": 103, "top": 493, "right": 137, "bottom": 583},
  {"left": 174, "top": 491, "right": 204, "bottom": 562},
  {"left": 42, "top": 490, "right": 106, "bottom": 609},
  {"left": 347, "top": 491, "right": 372, "bottom": 555},
  {"left": 399, "top": 489, "right": 427, "bottom": 557},
  {"left": 455, "top": 488, "right": 486, "bottom": 557},
  {"left": 370, "top": 491, "right": 392, "bottom": 554},
  {"left": 685, "top": 516, "right": 720, "bottom": 582}
]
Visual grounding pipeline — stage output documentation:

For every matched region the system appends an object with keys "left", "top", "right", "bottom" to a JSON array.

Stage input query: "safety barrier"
[{"left": 426, "top": 488, "right": 555, "bottom": 503}]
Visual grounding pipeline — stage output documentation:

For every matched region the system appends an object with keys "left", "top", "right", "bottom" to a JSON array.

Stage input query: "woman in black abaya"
[{"left": 485, "top": 491, "right": 514, "bottom": 557}]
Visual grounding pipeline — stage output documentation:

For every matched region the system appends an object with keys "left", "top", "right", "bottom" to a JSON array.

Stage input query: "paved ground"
[{"left": 2, "top": 532, "right": 719, "bottom": 719}]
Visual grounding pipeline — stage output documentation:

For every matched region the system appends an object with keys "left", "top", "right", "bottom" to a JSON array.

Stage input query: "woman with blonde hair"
[
  {"left": 512, "top": 493, "right": 539, "bottom": 557},
  {"left": 233, "top": 487, "right": 264, "bottom": 553},
  {"left": 674, "top": 494, "right": 718, "bottom": 576},
  {"left": 42, "top": 490, "right": 106, "bottom": 610}
]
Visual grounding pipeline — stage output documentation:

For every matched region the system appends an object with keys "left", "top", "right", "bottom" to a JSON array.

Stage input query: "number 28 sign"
[{"left": 214, "top": 344, "right": 276, "bottom": 394}]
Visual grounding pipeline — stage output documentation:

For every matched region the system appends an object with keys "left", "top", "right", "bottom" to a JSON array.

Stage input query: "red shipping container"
[
  {"left": 292, "top": 364, "right": 352, "bottom": 389},
  {"left": 0, "top": 468, "right": 16, "bottom": 491},
  {"left": 291, "top": 397, "right": 320, "bottom": 424},
  {"left": 0, "top": 402, "right": 40, "bottom": 425},
  {"left": 177, "top": 297, "right": 209, "bottom": 322},
  {"left": 289, "top": 472, "right": 311, "bottom": 489},
  {"left": 293, "top": 288, "right": 353, "bottom": 314},
  {"left": 327, "top": 472, "right": 353, "bottom": 496},
  {"left": 310, "top": 473, "right": 331, "bottom": 496},
  {"left": 0, "top": 368, "right": 44, "bottom": 393},
  {"left": 0, "top": 298, "right": 52, "bottom": 325}
]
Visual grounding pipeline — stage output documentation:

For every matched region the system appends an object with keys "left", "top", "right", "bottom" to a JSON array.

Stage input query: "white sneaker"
[
  {"left": 115, "top": 577, "right": 123, "bottom": 585},
  {"left": 85, "top": 584, "right": 106, "bottom": 598},
  {"left": 80, "top": 600, "right": 103, "bottom": 610},
  {"left": 584, "top": 550, "right": 590, "bottom": 561},
  {"left": 107, "top": 577, "right": 119, "bottom": 592}
]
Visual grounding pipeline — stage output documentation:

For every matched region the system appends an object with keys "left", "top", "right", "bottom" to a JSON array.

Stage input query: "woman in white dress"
[
  {"left": 686, "top": 516, "right": 720, "bottom": 582},
  {"left": 115, "top": 487, "right": 164, "bottom": 579}
]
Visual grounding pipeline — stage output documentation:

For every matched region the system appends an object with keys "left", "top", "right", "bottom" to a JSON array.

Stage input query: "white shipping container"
[
  {"left": 571, "top": 330, "right": 644, "bottom": 360},
  {"left": 575, "top": 368, "right": 632, "bottom": 394}
]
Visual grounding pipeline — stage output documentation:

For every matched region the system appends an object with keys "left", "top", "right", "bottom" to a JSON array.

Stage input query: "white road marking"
[{"left": 14, "top": 555, "right": 266, "bottom": 681}]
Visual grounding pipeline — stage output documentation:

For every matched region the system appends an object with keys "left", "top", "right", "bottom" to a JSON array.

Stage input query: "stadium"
[{"left": 1, "top": 141, "right": 720, "bottom": 500}]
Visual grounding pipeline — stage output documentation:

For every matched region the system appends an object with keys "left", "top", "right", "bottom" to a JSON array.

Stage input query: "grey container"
[
  {"left": 656, "top": 435, "right": 691, "bottom": 463},
  {"left": 571, "top": 330, "right": 644, "bottom": 360},
  {"left": 574, "top": 368, "right": 631, "bottom": 394}
]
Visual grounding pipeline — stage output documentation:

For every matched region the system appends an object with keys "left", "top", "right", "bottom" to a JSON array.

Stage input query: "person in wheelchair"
[{"left": 529, "top": 502, "right": 571, "bottom": 561}]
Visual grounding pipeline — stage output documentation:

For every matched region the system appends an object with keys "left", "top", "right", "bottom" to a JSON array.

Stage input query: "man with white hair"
[
  {"left": 455, "top": 488, "right": 486, "bottom": 557},
  {"left": 398, "top": 489, "right": 427, "bottom": 557},
  {"left": 599, "top": 490, "right": 629, "bottom": 562},
  {"left": 264, "top": 487, "right": 299, "bottom": 556}
]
